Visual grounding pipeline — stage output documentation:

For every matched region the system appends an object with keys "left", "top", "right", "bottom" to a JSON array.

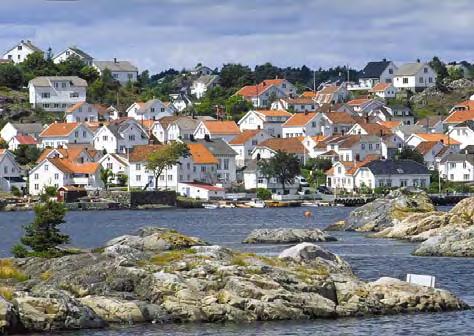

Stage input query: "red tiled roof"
[
  {"left": 40, "top": 123, "right": 81, "bottom": 137},
  {"left": 301, "top": 91, "right": 316, "bottom": 98},
  {"left": 236, "top": 79, "right": 285, "bottom": 97},
  {"left": 370, "top": 83, "right": 392, "bottom": 92},
  {"left": 324, "top": 112, "right": 355, "bottom": 124},
  {"left": 377, "top": 120, "right": 401, "bottom": 129},
  {"left": 451, "top": 100, "right": 474, "bottom": 111},
  {"left": 414, "top": 133, "right": 461, "bottom": 145},
  {"left": 129, "top": 144, "right": 163, "bottom": 162},
  {"left": 444, "top": 110, "right": 474, "bottom": 124},
  {"left": 357, "top": 122, "right": 392, "bottom": 135},
  {"left": 256, "top": 110, "right": 292, "bottom": 117},
  {"left": 65, "top": 101, "right": 86, "bottom": 114},
  {"left": 347, "top": 98, "right": 370, "bottom": 106},
  {"left": 14, "top": 135, "right": 37, "bottom": 145},
  {"left": 49, "top": 158, "right": 99, "bottom": 174},
  {"left": 415, "top": 141, "right": 439, "bottom": 155}
]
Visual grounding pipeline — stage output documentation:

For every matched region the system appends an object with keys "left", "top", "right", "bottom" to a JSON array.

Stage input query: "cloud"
[{"left": 0, "top": 0, "right": 473, "bottom": 73}]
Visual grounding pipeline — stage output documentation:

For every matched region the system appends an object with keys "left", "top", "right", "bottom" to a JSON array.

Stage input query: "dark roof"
[
  {"left": 184, "top": 138, "right": 237, "bottom": 156},
  {"left": 442, "top": 153, "right": 474, "bottom": 165},
  {"left": 359, "top": 61, "right": 390, "bottom": 79},
  {"left": 462, "top": 145, "right": 474, "bottom": 154},
  {"left": 69, "top": 47, "right": 93, "bottom": 60},
  {"left": 416, "top": 115, "right": 444, "bottom": 127},
  {"left": 454, "top": 120, "right": 474, "bottom": 131},
  {"left": 361, "top": 159, "right": 429, "bottom": 175}
]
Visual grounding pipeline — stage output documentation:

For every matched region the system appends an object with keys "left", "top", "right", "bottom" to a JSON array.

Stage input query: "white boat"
[
  {"left": 246, "top": 199, "right": 266, "bottom": 208},
  {"left": 301, "top": 201, "right": 320, "bottom": 207},
  {"left": 202, "top": 203, "right": 218, "bottom": 209}
]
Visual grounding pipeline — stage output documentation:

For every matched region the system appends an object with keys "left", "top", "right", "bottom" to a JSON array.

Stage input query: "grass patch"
[
  {"left": 0, "top": 286, "right": 13, "bottom": 301},
  {"left": 230, "top": 255, "right": 249, "bottom": 267},
  {"left": 150, "top": 249, "right": 196, "bottom": 266},
  {"left": 40, "top": 270, "right": 53, "bottom": 281},
  {"left": 0, "top": 259, "right": 28, "bottom": 282},
  {"left": 293, "top": 265, "right": 330, "bottom": 282},
  {"left": 257, "top": 256, "right": 286, "bottom": 268},
  {"left": 91, "top": 247, "right": 105, "bottom": 254}
]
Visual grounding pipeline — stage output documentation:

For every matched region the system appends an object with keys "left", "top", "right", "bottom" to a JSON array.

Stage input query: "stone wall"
[{"left": 98, "top": 190, "right": 176, "bottom": 208}]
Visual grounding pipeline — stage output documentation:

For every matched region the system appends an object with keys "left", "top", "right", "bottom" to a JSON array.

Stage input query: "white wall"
[{"left": 29, "top": 82, "right": 87, "bottom": 112}]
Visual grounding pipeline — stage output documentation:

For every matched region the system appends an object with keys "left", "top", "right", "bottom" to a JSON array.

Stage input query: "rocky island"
[
  {"left": 0, "top": 227, "right": 468, "bottom": 334},
  {"left": 242, "top": 228, "right": 337, "bottom": 244},
  {"left": 328, "top": 188, "right": 474, "bottom": 257}
]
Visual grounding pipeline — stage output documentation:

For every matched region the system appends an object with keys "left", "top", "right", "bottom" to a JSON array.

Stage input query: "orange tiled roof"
[
  {"left": 40, "top": 123, "right": 81, "bottom": 137},
  {"left": 347, "top": 98, "right": 370, "bottom": 106},
  {"left": 414, "top": 133, "right": 460, "bottom": 145},
  {"left": 188, "top": 143, "right": 218, "bottom": 164},
  {"left": 256, "top": 110, "right": 292, "bottom": 117},
  {"left": 370, "top": 83, "right": 391, "bottom": 92},
  {"left": 258, "top": 137, "right": 305, "bottom": 154},
  {"left": 140, "top": 119, "right": 155, "bottom": 130},
  {"left": 452, "top": 100, "right": 474, "bottom": 111},
  {"left": 377, "top": 120, "right": 401, "bottom": 129},
  {"left": 236, "top": 79, "right": 285, "bottom": 97},
  {"left": 284, "top": 97, "right": 315, "bottom": 105},
  {"left": 49, "top": 158, "right": 99, "bottom": 174},
  {"left": 14, "top": 135, "right": 37, "bottom": 145},
  {"left": 202, "top": 120, "right": 240, "bottom": 135},
  {"left": 65, "top": 101, "right": 86, "bottom": 114},
  {"left": 301, "top": 91, "right": 316, "bottom": 98},
  {"left": 129, "top": 144, "right": 163, "bottom": 162},
  {"left": 37, "top": 146, "right": 96, "bottom": 163},
  {"left": 358, "top": 122, "right": 392, "bottom": 135},
  {"left": 444, "top": 110, "right": 474, "bottom": 124},
  {"left": 228, "top": 129, "right": 261, "bottom": 145},
  {"left": 324, "top": 112, "right": 355, "bottom": 124},
  {"left": 415, "top": 141, "right": 439, "bottom": 155},
  {"left": 283, "top": 112, "right": 317, "bottom": 127}
]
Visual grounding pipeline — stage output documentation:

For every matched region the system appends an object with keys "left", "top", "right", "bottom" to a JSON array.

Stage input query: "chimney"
[
  {"left": 416, "top": 58, "right": 421, "bottom": 63},
  {"left": 383, "top": 58, "right": 387, "bottom": 62},
  {"left": 114, "top": 58, "right": 117, "bottom": 63}
]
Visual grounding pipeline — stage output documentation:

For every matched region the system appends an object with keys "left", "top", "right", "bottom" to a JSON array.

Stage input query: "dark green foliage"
[
  {"left": 13, "top": 145, "right": 41, "bottom": 165},
  {"left": 257, "top": 151, "right": 301, "bottom": 193},
  {"left": 397, "top": 147, "right": 425, "bottom": 164},
  {"left": 11, "top": 244, "right": 28, "bottom": 258},
  {"left": 305, "top": 157, "right": 333, "bottom": 172},
  {"left": 39, "top": 186, "right": 58, "bottom": 202},
  {"left": 19, "top": 201, "right": 69, "bottom": 255},
  {"left": 256, "top": 188, "right": 272, "bottom": 200},
  {"left": 100, "top": 168, "right": 114, "bottom": 191},
  {"left": 10, "top": 186, "right": 21, "bottom": 197},
  {"left": 429, "top": 56, "right": 448, "bottom": 83},
  {"left": 0, "top": 63, "right": 24, "bottom": 89}
]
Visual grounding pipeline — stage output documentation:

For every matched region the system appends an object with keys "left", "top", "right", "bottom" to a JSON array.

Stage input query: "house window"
[
  {"left": 70, "top": 92, "right": 79, "bottom": 98},
  {"left": 136, "top": 175, "right": 141, "bottom": 182},
  {"left": 129, "top": 135, "right": 135, "bottom": 141},
  {"left": 54, "top": 173, "right": 59, "bottom": 180},
  {"left": 223, "top": 159, "right": 229, "bottom": 170},
  {"left": 400, "top": 179, "right": 408, "bottom": 187},
  {"left": 3, "top": 166, "right": 7, "bottom": 174},
  {"left": 103, "top": 136, "right": 108, "bottom": 141},
  {"left": 106, "top": 163, "right": 113, "bottom": 169},
  {"left": 83, "top": 131, "right": 86, "bottom": 137},
  {"left": 361, "top": 144, "right": 366, "bottom": 150},
  {"left": 113, "top": 74, "right": 119, "bottom": 79},
  {"left": 389, "top": 68, "right": 393, "bottom": 74},
  {"left": 375, "top": 144, "right": 380, "bottom": 150},
  {"left": 34, "top": 184, "right": 39, "bottom": 190},
  {"left": 168, "top": 175, "right": 173, "bottom": 181},
  {"left": 251, "top": 140, "right": 258, "bottom": 146},
  {"left": 34, "top": 173, "right": 39, "bottom": 179},
  {"left": 419, "top": 77, "right": 424, "bottom": 83},
  {"left": 420, "top": 179, "right": 426, "bottom": 187},
  {"left": 429, "top": 77, "right": 433, "bottom": 83},
  {"left": 403, "top": 78, "right": 408, "bottom": 84},
  {"left": 62, "top": 82, "right": 67, "bottom": 88},
  {"left": 127, "top": 73, "right": 133, "bottom": 79},
  {"left": 464, "top": 174, "right": 470, "bottom": 181},
  {"left": 160, "top": 175, "right": 165, "bottom": 181},
  {"left": 463, "top": 162, "right": 467, "bottom": 169},
  {"left": 136, "top": 163, "right": 141, "bottom": 170},
  {"left": 311, "top": 122, "right": 316, "bottom": 127},
  {"left": 44, "top": 164, "right": 49, "bottom": 171},
  {"left": 450, "top": 162, "right": 456, "bottom": 169},
  {"left": 41, "top": 92, "right": 50, "bottom": 99},
  {"left": 368, "top": 144, "right": 373, "bottom": 150},
  {"left": 75, "top": 131, "right": 79, "bottom": 137},
  {"left": 54, "top": 82, "right": 59, "bottom": 88},
  {"left": 201, "top": 166, "right": 206, "bottom": 172},
  {"left": 17, "top": 45, "right": 22, "bottom": 50},
  {"left": 161, "top": 108, "right": 165, "bottom": 112},
  {"left": 424, "top": 68, "right": 428, "bottom": 73}
]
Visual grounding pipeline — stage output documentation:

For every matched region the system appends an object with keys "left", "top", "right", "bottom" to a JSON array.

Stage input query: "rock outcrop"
[
  {"left": 0, "top": 227, "right": 468, "bottom": 334},
  {"left": 243, "top": 228, "right": 337, "bottom": 244},
  {"left": 326, "top": 188, "right": 435, "bottom": 232}
]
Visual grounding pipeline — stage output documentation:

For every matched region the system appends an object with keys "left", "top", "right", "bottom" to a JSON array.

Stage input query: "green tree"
[
  {"left": 100, "top": 168, "right": 114, "bottom": 191},
  {"left": 305, "top": 157, "right": 333, "bottom": 171},
  {"left": 13, "top": 145, "right": 41, "bottom": 165},
  {"left": 146, "top": 142, "right": 190, "bottom": 190},
  {"left": 256, "top": 188, "right": 272, "bottom": 200},
  {"left": 56, "top": 55, "right": 86, "bottom": 76},
  {"left": 219, "top": 63, "right": 253, "bottom": 89},
  {"left": 257, "top": 151, "right": 300, "bottom": 193},
  {"left": 0, "top": 63, "right": 24, "bottom": 89},
  {"left": 224, "top": 95, "right": 253, "bottom": 118},
  {"left": 429, "top": 56, "right": 448, "bottom": 83},
  {"left": 447, "top": 67, "right": 464, "bottom": 81},
  {"left": 15, "top": 201, "right": 69, "bottom": 256},
  {"left": 19, "top": 51, "right": 58, "bottom": 81},
  {"left": 80, "top": 66, "right": 100, "bottom": 83},
  {"left": 397, "top": 147, "right": 425, "bottom": 164}
]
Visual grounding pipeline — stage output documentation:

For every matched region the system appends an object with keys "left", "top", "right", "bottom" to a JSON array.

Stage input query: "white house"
[
  {"left": 177, "top": 182, "right": 225, "bottom": 200},
  {"left": 282, "top": 112, "right": 319, "bottom": 138},
  {"left": 99, "top": 153, "right": 129, "bottom": 185},
  {"left": 2, "top": 40, "right": 42, "bottom": 64},
  {"left": 446, "top": 121, "right": 474, "bottom": 149},
  {"left": 314, "top": 85, "right": 349, "bottom": 105},
  {"left": 151, "top": 116, "right": 180, "bottom": 143},
  {"left": 0, "top": 122, "right": 44, "bottom": 143},
  {"left": 369, "top": 82, "right": 397, "bottom": 99},
  {"left": 167, "top": 117, "right": 204, "bottom": 142},
  {"left": 191, "top": 75, "right": 219, "bottom": 99},
  {"left": 393, "top": 62, "right": 437, "bottom": 92},
  {"left": 93, "top": 59, "right": 138, "bottom": 84},
  {"left": 271, "top": 97, "right": 317, "bottom": 112},
  {"left": 193, "top": 120, "right": 240, "bottom": 142},
  {"left": 93, "top": 118, "right": 149, "bottom": 154},
  {"left": 405, "top": 133, "right": 461, "bottom": 151},
  {"left": 251, "top": 137, "right": 305, "bottom": 162},
  {"left": 439, "top": 153, "right": 474, "bottom": 182},
  {"left": 39, "top": 122, "right": 94, "bottom": 148},
  {"left": 236, "top": 79, "right": 297, "bottom": 108},
  {"left": 238, "top": 110, "right": 292, "bottom": 137},
  {"left": 29, "top": 76, "right": 88, "bottom": 112},
  {"left": 243, "top": 159, "right": 300, "bottom": 194},
  {"left": 29, "top": 157, "right": 102, "bottom": 195},
  {"left": 351, "top": 159, "right": 430, "bottom": 190},
  {"left": 8, "top": 135, "right": 38, "bottom": 151},
  {"left": 324, "top": 134, "right": 386, "bottom": 162},
  {"left": 53, "top": 47, "right": 93, "bottom": 65},
  {"left": 0, "top": 150, "right": 25, "bottom": 192},
  {"left": 415, "top": 116, "right": 445, "bottom": 134},
  {"left": 414, "top": 141, "right": 449, "bottom": 170},
  {"left": 126, "top": 99, "right": 174, "bottom": 121},
  {"left": 357, "top": 60, "right": 398, "bottom": 89},
  {"left": 169, "top": 93, "right": 193, "bottom": 113},
  {"left": 36, "top": 146, "right": 100, "bottom": 165},
  {"left": 65, "top": 102, "right": 100, "bottom": 123},
  {"left": 228, "top": 129, "right": 272, "bottom": 167},
  {"left": 190, "top": 65, "right": 214, "bottom": 76}
]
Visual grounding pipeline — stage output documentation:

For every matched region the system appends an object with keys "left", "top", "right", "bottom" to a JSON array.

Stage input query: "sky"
[{"left": 0, "top": 0, "right": 473, "bottom": 74}]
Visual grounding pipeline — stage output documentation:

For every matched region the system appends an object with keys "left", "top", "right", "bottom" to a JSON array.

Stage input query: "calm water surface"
[{"left": 1, "top": 206, "right": 473, "bottom": 336}]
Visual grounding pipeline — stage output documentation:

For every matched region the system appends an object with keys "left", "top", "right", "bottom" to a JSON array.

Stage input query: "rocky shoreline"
[
  {"left": 242, "top": 228, "right": 337, "bottom": 244},
  {"left": 0, "top": 227, "right": 468, "bottom": 334},
  {"left": 327, "top": 188, "right": 474, "bottom": 257}
]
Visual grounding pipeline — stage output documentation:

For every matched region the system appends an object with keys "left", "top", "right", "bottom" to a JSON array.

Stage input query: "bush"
[
  {"left": 10, "top": 186, "right": 21, "bottom": 197},
  {"left": 11, "top": 244, "right": 28, "bottom": 258},
  {"left": 256, "top": 188, "right": 272, "bottom": 200}
]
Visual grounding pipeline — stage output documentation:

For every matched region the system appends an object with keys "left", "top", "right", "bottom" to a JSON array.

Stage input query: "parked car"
[{"left": 317, "top": 185, "right": 332, "bottom": 195}]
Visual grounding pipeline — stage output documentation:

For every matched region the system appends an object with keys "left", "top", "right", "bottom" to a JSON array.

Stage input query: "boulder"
[
  {"left": 0, "top": 296, "right": 17, "bottom": 333},
  {"left": 278, "top": 243, "right": 338, "bottom": 263},
  {"left": 414, "top": 227, "right": 474, "bottom": 257},
  {"left": 330, "top": 188, "right": 435, "bottom": 232},
  {"left": 13, "top": 288, "right": 106, "bottom": 331},
  {"left": 242, "top": 228, "right": 337, "bottom": 244}
]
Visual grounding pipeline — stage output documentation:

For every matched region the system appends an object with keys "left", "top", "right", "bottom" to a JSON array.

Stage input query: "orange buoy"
[{"left": 304, "top": 211, "right": 313, "bottom": 218}]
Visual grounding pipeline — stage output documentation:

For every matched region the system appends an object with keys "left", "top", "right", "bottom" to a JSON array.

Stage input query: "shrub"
[
  {"left": 0, "top": 259, "right": 28, "bottom": 282},
  {"left": 256, "top": 188, "right": 272, "bottom": 200},
  {"left": 10, "top": 186, "right": 21, "bottom": 197}
]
